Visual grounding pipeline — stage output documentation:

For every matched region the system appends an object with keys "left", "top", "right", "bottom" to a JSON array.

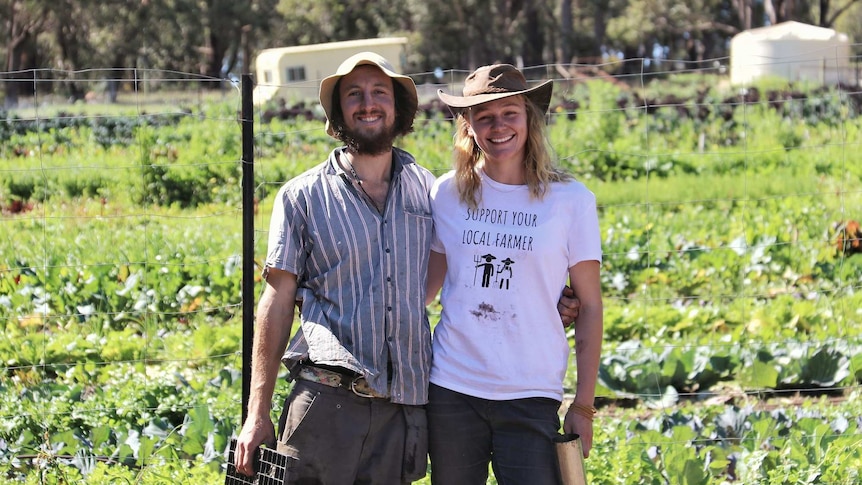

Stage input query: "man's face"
[{"left": 336, "top": 65, "right": 398, "bottom": 155}]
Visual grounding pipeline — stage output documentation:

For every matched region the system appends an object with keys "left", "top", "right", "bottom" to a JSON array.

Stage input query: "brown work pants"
[{"left": 277, "top": 379, "right": 424, "bottom": 484}]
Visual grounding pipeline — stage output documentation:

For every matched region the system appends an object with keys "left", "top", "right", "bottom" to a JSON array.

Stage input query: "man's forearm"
[{"left": 246, "top": 273, "right": 297, "bottom": 420}]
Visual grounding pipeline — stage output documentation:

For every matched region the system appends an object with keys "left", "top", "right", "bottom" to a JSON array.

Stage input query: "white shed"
[
  {"left": 253, "top": 37, "right": 409, "bottom": 105},
  {"left": 730, "top": 21, "right": 851, "bottom": 86}
]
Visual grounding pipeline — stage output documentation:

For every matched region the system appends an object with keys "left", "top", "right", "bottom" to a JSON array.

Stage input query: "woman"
[{"left": 426, "top": 64, "right": 603, "bottom": 484}]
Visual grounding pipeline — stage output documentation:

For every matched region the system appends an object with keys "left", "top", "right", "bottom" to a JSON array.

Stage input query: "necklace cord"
[{"left": 341, "top": 153, "right": 385, "bottom": 213}]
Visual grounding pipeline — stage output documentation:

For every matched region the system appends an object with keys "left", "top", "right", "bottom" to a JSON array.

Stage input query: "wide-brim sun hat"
[
  {"left": 437, "top": 64, "right": 553, "bottom": 114},
  {"left": 319, "top": 51, "right": 418, "bottom": 137}
]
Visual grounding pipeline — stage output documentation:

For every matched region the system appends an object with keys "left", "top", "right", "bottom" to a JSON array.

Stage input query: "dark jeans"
[
  {"left": 276, "top": 379, "right": 417, "bottom": 484},
  {"left": 427, "top": 383, "right": 562, "bottom": 485}
]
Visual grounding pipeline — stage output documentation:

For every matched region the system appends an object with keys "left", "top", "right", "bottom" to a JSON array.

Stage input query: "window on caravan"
[{"left": 285, "top": 66, "right": 306, "bottom": 82}]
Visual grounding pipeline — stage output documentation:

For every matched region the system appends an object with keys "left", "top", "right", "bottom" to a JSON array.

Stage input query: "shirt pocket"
[{"left": 403, "top": 207, "right": 432, "bottom": 239}]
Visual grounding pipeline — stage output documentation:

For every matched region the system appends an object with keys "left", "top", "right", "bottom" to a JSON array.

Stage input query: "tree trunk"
[
  {"left": 4, "top": 33, "right": 30, "bottom": 109},
  {"left": 820, "top": 0, "right": 861, "bottom": 27},
  {"left": 4, "top": 1, "right": 48, "bottom": 108},
  {"left": 593, "top": 2, "right": 608, "bottom": 58},
  {"left": 559, "top": 0, "right": 573, "bottom": 63},
  {"left": 4, "top": 11, "right": 25, "bottom": 108},
  {"left": 764, "top": 0, "right": 775, "bottom": 24},
  {"left": 737, "top": 0, "right": 753, "bottom": 30},
  {"left": 523, "top": 2, "right": 544, "bottom": 66},
  {"left": 204, "top": 30, "right": 227, "bottom": 88}
]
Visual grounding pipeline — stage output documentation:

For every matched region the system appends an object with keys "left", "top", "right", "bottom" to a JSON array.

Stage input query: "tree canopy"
[{"left": 2, "top": 0, "right": 860, "bottom": 106}]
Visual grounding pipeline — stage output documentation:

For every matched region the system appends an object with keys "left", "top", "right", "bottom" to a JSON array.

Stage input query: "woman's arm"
[{"left": 562, "top": 259, "right": 603, "bottom": 457}]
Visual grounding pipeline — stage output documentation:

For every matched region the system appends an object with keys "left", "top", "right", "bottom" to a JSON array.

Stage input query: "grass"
[
  {"left": 6, "top": 86, "right": 241, "bottom": 119},
  {"left": 590, "top": 169, "right": 825, "bottom": 208}
]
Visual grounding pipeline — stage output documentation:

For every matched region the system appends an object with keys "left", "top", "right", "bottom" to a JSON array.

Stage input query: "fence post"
[{"left": 241, "top": 74, "right": 255, "bottom": 425}]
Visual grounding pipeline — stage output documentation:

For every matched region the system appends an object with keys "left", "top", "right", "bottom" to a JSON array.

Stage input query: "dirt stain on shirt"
[{"left": 470, "top": 302, "right": 502, "bottom": 321}]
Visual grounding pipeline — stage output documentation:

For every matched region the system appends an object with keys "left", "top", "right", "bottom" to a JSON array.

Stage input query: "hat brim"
[
  {"left": 319, "top": 53, "right": 417, "bottom": 138},
  {"left": 437, "top": 79, "right": 554, "bottom": 115}
]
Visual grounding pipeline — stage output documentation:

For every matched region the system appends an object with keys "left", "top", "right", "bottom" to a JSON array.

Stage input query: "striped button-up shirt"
[{"left": 265, "top": 147, "right": 434, "bottom": 405}]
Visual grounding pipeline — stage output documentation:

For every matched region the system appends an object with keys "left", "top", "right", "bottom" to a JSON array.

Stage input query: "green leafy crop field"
[{"left": 1, "top": 77, "right": 861, "bottom": 483}]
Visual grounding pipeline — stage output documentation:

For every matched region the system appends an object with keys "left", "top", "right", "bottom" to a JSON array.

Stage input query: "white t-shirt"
[{"left": 429, "top": 170, "right": 602, "bottom": 401}]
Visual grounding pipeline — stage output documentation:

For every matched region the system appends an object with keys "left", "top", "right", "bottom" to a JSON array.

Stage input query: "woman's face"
[{"left": 466, "top": 95, "right": 528, "bottom": 165}]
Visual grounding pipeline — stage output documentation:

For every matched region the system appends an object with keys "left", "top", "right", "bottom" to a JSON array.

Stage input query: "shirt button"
[
  {"left": 386, "top": 277, "right": 392, "bottom": 282},
  {"left": 387, "top": 336, "right": 393, "bottom": 342},
  {"left": 385, "top": 248, "right": 390, "bottom": 253},
  {"left": 387, "top": 306, "right": 392, "bottom": 311}
]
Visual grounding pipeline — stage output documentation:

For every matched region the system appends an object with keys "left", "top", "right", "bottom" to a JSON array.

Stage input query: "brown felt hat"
[
  {"left": 319, "top": 52, "right": 418, "bottom": 137},
  {"left": 437, "top": 64, "right": 553, "bottom": 114}
]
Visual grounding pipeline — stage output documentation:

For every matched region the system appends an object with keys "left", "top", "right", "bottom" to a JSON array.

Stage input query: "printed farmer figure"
[{"left": 497, "top": 257, "right": 514, "bottom": 289}]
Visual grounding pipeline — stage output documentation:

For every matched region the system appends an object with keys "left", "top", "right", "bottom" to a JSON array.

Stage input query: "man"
[{"left": 233, "top": 52, "right": 434, "bottom": 483}]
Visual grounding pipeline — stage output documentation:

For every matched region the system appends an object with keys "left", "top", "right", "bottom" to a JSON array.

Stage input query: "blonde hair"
[{"left": 452, "top": 96, "right": 571, "bottom": 209}]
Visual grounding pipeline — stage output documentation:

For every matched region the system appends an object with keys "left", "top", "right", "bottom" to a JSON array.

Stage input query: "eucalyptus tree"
[
  {"left": 807, "top": 0, "right": 862, "bottom": 27},
  {"left": 762, "top": 0, "right": 813, "bottom": 24},
  {"left": 6, "top": 0, "right": 854, "bottom": 108},
  {"left": 198, "top": 0, "right": 283, "bottom": 83},
  {"left": 3, "top": 0, "right": 208, "bottom": 100},
  {"left": 733, "top": 0, "right": 861, "bottom": 29},
  {"left": 50, "top": 0, "right": 210, "bottom": 98},
  {"left": 833, "top": 1, "right": 862, "bottom": 41},
  {"left": 48, "top": 0, "right": 163, "bottom": 101},
  {"left": 273, "top": 0, "right": 414, "bottom": 46},
  {"left": 1, "top": 0, "right": 50, "bottom": 107},
  {"left": 560, "top": 0, "right": 575, "bottom": 62},
  {"left": 604, "top": 0, "right": 754, "bottom": 72},
  {"left": 557, "top": 0, "right": 628, "bottom": 63},
  {"left": 413, "top": 0, "right": 564, "bottom": 71}
]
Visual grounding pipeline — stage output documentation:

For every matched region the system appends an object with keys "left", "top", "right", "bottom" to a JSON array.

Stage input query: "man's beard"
[{"left": 336, "top": 122, "right": 397, "bottom": 156}]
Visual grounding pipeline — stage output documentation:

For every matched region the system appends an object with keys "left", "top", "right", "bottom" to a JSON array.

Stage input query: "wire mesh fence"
[{"left": 1, "top": 54, "right": 861, "bottom": 483}]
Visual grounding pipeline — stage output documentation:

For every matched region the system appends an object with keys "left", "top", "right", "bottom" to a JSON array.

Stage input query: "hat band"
[{"left": 464, "top": 86, "right": 527, "bottom": 97}]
